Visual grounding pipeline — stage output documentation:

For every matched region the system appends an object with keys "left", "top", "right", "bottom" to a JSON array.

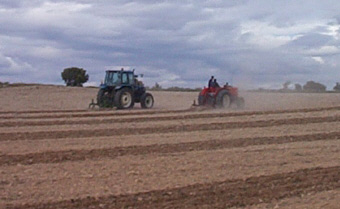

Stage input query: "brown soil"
[
  {"left": 2, "top": 114, "right": 340, "bottom": 141},
  {"left": 1, "top": 131, "right": 340, "bottom": 166},
  {"left": 7, "top": 166, "right": 340, "bottom": 209},
  {"left": 1, "top": 86, "right": 340, "bottom": 208},
  {"left": 1, "top": 106, "right": 340, "bottom": 127}
]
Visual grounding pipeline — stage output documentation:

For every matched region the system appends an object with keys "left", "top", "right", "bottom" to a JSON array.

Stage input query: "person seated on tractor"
[
  {"left": 224, "top": 82, "right": 230, "bottom": 87},
  {"left": 208, "top": 76, "right": 214, "bottom": 88},
  {"left": 213, "top": 79, "right": 220, "bottom": 88}
]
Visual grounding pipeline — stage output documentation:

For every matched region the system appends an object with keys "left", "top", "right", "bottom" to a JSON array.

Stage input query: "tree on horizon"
[
  {"left": 303, "top": 81, "right": 326, "bottom": 92},
  {"left": 61, "top": 67, "right": 89, "bottom": 87},
  {"left": 334, "top": 82, "right": 340, "bottom": 92}
]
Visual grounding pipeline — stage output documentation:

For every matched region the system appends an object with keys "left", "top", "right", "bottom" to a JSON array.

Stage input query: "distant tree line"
[
  {"left": 146, "top": 82, "right": 201, "bottom": 92},
  {"left": 0, "top": 81, "right": 9, "bottom": 88},
  {"left": 255, "top": 80, "right": 340, "bottom": 93},
  {"left": 58, "top": 67, "right": 340, "bottom": 93},
  {"left": 302, "top": 81, "right": 326, "bottom": 92},
  {"left": 280, "top": 80, "right": 338, "bottom": 93},
  {"left": 334, "top": 82, "right": 340, "bottom": 92}
]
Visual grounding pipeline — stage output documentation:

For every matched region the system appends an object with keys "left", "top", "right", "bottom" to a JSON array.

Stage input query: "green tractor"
[{"left": 94, "top": 69, "right": 154, "bottom": 109}]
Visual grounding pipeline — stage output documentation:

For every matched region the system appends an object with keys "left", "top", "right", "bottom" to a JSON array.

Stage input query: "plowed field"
[{"left": 1, "top": 85, "right": 340, "bottom": 208}]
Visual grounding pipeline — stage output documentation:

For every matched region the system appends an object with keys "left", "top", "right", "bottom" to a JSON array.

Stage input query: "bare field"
[
  {"left": 1, "top": 85, "right": 340, "bottom": 208},
  {"left": 1, "top": 85, "right": 340, "bottom": 111}
]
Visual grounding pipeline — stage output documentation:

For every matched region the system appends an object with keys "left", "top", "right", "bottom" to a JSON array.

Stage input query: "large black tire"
[
  {"left": 97, "top": 89, "right": 113, "bottom": 108},
  {"left": 114, "top": 88, "right": 135, "bottom": 109},
  {"left": 198, "top": 94, "right": 205, "bottom": 105},
  {"left": 199, "top": 93, "right": 215, "bottom": 106},
  {"left": 215, "top": 90, "right": 231, "bottom": 108},
  {"left": 140, "top": 93, "right": 154, "bottom": 109}
]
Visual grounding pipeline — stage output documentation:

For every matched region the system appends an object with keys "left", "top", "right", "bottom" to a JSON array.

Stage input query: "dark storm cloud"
[{"left": 1, "top": 0, "right": 340, "bottom": 88}]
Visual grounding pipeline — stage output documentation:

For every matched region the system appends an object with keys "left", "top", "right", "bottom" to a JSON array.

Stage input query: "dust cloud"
[{"left": 0, "top": 85, "right": 340, "bottom": 112}]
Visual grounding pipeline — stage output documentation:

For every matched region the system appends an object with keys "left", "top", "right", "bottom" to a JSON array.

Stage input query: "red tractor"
[{"left": 195, "top": 84, "right": 245, "bottom": 108}]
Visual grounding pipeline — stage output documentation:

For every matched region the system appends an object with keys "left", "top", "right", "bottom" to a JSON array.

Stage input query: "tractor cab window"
[
  {"left": 105, "top": 72, "right": 120, "bottom": 85},
  {"left": 121, "top": 72, "right": 135, "bottom": 84},
  {"left": 113, "top": 73, "right": 119, "bottom": 84},
  {"left": 105, "top": 73, "right": 110, "bottom": 84},
  {"left": 122, "top": 73, "right": 128, "bottom": 84},
  {"left": 128, "top": 73, "right": 134, "bottom": 85},
  {"left": 105, "top": 73, "right": 113, "bottom": 85}
]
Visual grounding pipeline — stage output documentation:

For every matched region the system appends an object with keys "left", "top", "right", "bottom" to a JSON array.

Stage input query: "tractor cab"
[{"left": 103, "top": 70, "right": 137, "bottom": 87}]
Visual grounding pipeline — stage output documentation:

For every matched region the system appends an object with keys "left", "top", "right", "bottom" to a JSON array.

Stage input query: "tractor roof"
[{"left": 106, "top": 69, "right": 134, "bottom": 73}]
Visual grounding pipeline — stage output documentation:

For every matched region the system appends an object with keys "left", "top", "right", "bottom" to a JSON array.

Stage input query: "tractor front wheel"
[
  {"left": 97, "top": 89, "right": 113, "bottom": 108},
  {"left": 115, "top": 88, "right": 135, "bottom": 109},
  {"left": 141, "top": 93, "right": 154, "bottom": 109}
]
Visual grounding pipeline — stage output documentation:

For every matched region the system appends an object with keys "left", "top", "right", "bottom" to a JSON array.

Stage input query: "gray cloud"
[{"left": 1, "top": 0, "right": 340, "bottom": 89}]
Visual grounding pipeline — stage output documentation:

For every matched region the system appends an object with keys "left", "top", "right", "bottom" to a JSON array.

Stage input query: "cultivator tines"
[
  {"left": 88, "top": 99, "right": 98, "bottom": 109},
  {"left": 192, "top": 100, "right": 199, "bottom": 107}
]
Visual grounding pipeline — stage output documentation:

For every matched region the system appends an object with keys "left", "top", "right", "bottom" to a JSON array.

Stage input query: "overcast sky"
[{"left": 1, "top": 0, "right": 340, "bottom": 89}]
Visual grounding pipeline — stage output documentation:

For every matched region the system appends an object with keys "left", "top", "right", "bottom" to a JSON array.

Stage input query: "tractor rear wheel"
[
  {"left": 141, "top": 93, "right": 154, "bottom": 109},
  {"left": 97, "top": 89, "right": 113, "bottom": 108},
  {"left": 216, "top": 90, "right": 231, "bottom": 108},
  {"left": 115, "top": 88, "right": 135, "bottom": 109}
]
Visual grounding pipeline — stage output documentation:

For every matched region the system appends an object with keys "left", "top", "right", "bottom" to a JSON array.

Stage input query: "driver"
[
  {"left": 213, "top": 79, "right": 220, "bottom": 88},
  {"left": 208, "top": 76, "right": 214, "bottom": 88}
]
